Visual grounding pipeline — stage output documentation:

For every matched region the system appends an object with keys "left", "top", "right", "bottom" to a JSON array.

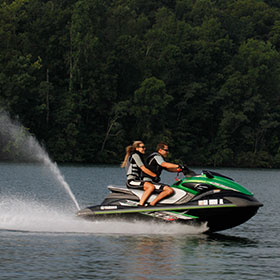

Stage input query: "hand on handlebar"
[{"left": 177, "top": 164, "right": 188, "bottom": 172}]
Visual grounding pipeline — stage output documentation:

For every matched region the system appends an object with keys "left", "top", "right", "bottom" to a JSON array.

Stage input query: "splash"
[
  {"left": 0, "top": 112, "right": 80, "bottom": 210},
  {"left": 0, "top": 196, "right": 207, "bottom": 234}
]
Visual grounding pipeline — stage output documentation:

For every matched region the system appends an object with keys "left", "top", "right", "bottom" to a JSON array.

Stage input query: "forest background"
[{"left": 1, "top": 0, "right": 280, "bottom": 168}]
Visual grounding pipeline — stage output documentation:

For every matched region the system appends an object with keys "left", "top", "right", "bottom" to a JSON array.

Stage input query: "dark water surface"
[{"left": 0, "top": 163, "right": 279, "bottom": 279}]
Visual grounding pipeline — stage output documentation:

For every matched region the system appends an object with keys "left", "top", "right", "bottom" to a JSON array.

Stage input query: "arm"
[
  {"left": 140, "top": 165, "right": 157, "bottom": 178},
  {"left": 153, "top": 154, "right": 180, "bottom": 172},
  {"left": 161, "top": 161, "right": 180, "bottom": 172},
  {"left": 133, "top": 153, "right": 157, "bottom": 178}
]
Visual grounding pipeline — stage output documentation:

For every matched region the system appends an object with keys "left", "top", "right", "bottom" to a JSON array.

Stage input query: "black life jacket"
[{"left": 146, "top": 152, "right": 163, "bottom": 176}]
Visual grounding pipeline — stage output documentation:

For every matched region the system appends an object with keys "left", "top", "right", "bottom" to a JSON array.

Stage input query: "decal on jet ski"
[
  {"left": 100, "top": 206, "right": 118, "bottom": 210},
  {"left": 198, "top": 199, "right": 224, "bottom": 206},
  {"left": 144, "top": 211, "right": 198, "bottom": 221},
  {"left": 145, "top": 211, "right": 178, "bottom": 221}
]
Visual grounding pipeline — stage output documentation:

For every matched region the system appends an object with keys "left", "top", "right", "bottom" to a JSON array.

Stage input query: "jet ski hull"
[{"left": 76, "top": 194, "right": 262, "bottom": 232}]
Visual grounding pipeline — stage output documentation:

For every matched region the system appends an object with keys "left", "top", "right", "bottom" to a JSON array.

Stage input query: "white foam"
[{"left": 0, "top": 196, "right": 208, "bottom": 235}]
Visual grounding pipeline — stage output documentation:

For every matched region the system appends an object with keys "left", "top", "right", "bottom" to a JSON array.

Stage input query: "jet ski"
[{"left": 76, "top": 170, "right": 263, "bottom": 232}]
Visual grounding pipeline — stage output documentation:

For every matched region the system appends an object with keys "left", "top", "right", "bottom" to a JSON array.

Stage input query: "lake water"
[{"left": 0, "top": 163, "right": 279, "bottom": 280}]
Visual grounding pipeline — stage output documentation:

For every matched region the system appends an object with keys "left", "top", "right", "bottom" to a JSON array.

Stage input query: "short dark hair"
[{"left": 157, "top": 142, "right": 168, "bottom": 151}]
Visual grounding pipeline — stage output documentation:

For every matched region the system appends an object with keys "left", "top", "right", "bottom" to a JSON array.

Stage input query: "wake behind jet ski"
[{"left": 76, "top": 170, "right": 263, "bottom": 233}]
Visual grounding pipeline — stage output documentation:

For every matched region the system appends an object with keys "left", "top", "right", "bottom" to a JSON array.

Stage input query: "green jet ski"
[{"left": 76, "top": 170, "right": 263, "bottom": 232}]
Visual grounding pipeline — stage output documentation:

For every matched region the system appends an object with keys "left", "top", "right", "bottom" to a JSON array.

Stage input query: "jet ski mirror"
[
  {"left": 203, "top": 170, "right": 214, "bottom": 178},
  {"left": 202, "top": 170, "right": 234, "bottom": 181}
]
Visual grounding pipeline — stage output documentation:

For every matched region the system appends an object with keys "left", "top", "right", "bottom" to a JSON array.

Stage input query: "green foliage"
[
  {"left": 1, "top": 0, "right": 280, "bottom": 168},
  {"left": 131, "top": 77, "right": 172, "bottom": 143}
]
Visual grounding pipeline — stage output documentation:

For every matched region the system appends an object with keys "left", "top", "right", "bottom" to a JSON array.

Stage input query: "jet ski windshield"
[{"left": 173, "top": 170, "right": 253, "bottom": 196}]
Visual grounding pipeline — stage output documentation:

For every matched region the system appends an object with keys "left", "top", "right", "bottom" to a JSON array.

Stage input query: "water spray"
[{"left": 0, "top": 112, "right": 80, "bottom": 210}]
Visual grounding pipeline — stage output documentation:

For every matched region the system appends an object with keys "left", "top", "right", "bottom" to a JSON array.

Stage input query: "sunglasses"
[
  {"left": 139, "top": 145, "right": 146, "bottom": 149},
  {"left": 163, "top": 149, "right": 169, "bottom": 152}
]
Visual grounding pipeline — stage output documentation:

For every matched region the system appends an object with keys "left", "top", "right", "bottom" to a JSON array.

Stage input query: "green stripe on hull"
[
  {"left": 170, "top": 211, "right": 199, "bottom": 219},
  {"left": 92, "top": 204, "right": 237, "bottom": 215}
]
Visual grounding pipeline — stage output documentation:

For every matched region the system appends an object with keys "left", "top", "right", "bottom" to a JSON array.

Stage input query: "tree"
[
  {"left": 214, "top": 39, "right": 280, "bottom": 166},
  {"left": 131, "top": 77, "right": 172, "bottom": 145}
]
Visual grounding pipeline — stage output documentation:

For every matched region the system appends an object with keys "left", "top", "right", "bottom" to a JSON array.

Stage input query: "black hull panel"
[{"left": 189, "top": 206, "right": 259, "bottom": 232}]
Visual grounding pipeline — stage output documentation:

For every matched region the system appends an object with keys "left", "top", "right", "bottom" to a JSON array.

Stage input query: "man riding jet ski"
[{"left": 143, "top": 142, "right": 196, "bottom": 205}]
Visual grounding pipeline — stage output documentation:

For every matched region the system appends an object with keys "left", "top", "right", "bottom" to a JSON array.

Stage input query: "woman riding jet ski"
[{"left": 76, "top": 169, "right": 263, "bottom": 233}]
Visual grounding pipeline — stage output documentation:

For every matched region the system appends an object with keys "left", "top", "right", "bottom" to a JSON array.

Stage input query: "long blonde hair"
[{"left": 121, "top": 141, "right": 143, "bottom": 168}]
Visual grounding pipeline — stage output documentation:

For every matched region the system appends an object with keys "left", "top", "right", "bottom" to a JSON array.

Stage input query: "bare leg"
[
  {"left": 150, "top": 186, "right": 174, "bottom": 206},
  {"left": 139, "top": 182, "right": 155, "bottom": 206}
]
